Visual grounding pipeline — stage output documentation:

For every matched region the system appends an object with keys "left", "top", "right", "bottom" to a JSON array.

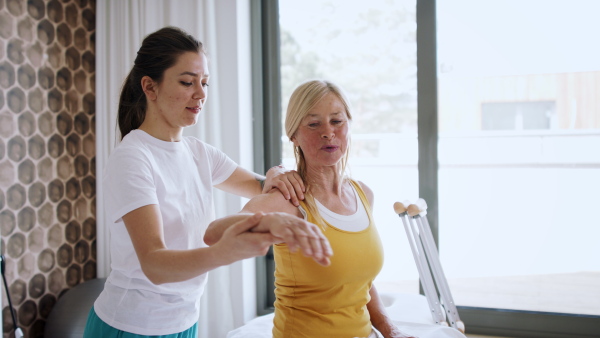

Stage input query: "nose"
[
  {"left": 192, "top": 83, "right": 207, "bottom": 101},
  {"left": 321, "top": 126, "right": 335, "bottom": 139}
]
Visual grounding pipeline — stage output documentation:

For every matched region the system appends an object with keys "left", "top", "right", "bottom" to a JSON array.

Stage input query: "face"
[
  {"left": 292, "top": 92, "right": 350, "bottom": 169},
  {"left": 145, "top": 51, "right": 209, "bottom": 131}
]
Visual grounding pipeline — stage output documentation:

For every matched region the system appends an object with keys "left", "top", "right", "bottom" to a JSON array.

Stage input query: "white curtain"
[{"left": 96, "top": 1, "right": 255, "bottom": 336}]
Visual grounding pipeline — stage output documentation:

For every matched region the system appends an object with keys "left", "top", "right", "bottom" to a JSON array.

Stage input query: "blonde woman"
[{"left": 206, "top": 80, "right": 414, "bottom": 338}]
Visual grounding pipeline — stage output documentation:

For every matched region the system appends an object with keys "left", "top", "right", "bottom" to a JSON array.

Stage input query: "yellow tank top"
[{"left": 272, "top": 180, "right": 384, "bottom": 338}]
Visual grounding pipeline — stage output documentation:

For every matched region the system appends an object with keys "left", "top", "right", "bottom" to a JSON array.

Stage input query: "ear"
[{"left": 141, "top": 76, "right": 158, "bottom": 101}]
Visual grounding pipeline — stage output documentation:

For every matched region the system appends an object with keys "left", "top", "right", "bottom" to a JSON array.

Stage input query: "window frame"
[
  {"left": 252, "top": 0, "right": 600, "bottom": 335},
  {"left": 250, "top": 0, "right": 281, "bottom": 316}
]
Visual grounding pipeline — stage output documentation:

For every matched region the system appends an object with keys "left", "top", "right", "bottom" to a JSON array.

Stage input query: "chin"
[{"left": 183, "top": 117, "right": 200, "bottom": 127}]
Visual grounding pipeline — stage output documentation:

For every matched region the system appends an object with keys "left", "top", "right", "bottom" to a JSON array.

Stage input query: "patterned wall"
[{"left": 0, "top": 0, "right": 96, "bottom": 336}]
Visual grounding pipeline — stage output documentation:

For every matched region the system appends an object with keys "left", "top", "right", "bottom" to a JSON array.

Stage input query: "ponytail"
[{"left": 118, "top": 72, "right": 147, "bottom": 139}]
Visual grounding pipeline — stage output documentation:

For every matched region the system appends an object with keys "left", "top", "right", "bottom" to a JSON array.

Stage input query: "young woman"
[{"left": 83, "top": 27, "right": 331, "bottom": 338}]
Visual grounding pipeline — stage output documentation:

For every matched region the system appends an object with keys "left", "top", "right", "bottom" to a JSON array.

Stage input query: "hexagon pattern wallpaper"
[{"left": 0, "top": 0, "right": 96, "bottom": 336}]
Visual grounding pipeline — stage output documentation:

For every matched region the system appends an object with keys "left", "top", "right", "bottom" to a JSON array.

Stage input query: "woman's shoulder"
[
  {"left": 110, "top": 132, "right": 153, "bottom": 159},
  {"left": 348, "top": 178, "right": 372, "bottom": 193},
  {"left": 243, "top": 190, "right": 301, "bottom": 216},
  {"left": 350, "top": 179, "right": 374, "bottom": 205}
]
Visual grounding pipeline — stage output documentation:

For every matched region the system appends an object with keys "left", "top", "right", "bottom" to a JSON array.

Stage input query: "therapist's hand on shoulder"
[{"left": 263, "top": 165, "right": 305, "bottom": 207}]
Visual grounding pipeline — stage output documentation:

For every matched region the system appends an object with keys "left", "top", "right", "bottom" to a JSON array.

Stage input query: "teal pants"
[{"left": 83, "top": 307, "right": 198, "bottom": 338}]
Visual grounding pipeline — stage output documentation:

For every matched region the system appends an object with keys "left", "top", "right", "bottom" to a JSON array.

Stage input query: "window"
[
  {"left": 437, "top": 0, "right": 600, "bottom": 327},
  {"left": 481, "top": 101, "right": 555, "bottom": 130},
  {"left": 253, "top": 0, "right": 600, "bottom": 335}
]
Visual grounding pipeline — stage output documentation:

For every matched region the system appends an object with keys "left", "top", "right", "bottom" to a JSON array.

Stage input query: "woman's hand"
[
  {"left": 213, "top": 213, "right": 278, "bottom": 261},
  {"left": 263, "top": 165, "right": 305, "bottom": 206},
  {"left": 255, "top": 212, "right": 332, "bottom": 266},
  {"left": 378, "top": 325, "right": 418, "bottom": 338},
  {"left": 368, "top": 285, "right": 419, "bottom": 338}
]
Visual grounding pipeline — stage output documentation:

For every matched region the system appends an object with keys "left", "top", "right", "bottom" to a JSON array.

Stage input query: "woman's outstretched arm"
[{"left": 205, "top": 190, "right": 332, "bottom": 266}]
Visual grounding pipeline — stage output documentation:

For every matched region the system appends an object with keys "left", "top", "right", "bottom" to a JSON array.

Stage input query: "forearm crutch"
[
  {"left": 394, "top": 199, "right": 465, "bottom": 333},
  {"left": 394, "top": 200, "right": 446, "bottom": 326}
]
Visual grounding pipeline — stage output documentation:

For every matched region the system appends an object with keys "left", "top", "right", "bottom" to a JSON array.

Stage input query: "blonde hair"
[{"left": 285, "top": 80, "right": 353, "bottom": 228}]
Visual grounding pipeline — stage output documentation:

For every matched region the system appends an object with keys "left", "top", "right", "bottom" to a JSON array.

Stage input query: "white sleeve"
[
  {"left": 103, "top": 147, "right": 158, "bottom": 224},
  {"left": 202, "top": 142, "right": 238, "bottom": 186}
]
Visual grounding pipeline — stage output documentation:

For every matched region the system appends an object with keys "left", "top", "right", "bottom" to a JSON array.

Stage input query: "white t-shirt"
[{"left": 94, "top": 130, "right": 237, "bottom": 335}]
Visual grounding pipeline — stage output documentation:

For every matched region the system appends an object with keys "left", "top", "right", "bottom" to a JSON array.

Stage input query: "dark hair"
[{"left": 118, "top": 26, "right": 204, "bottom": 139}]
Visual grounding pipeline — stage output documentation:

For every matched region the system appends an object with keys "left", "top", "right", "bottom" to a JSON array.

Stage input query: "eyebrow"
[
  {"left": 306, "top": 112, "right": 344, "bottom": 117},
  {"left": 179, "top": 71, "right": 210, "bottom": 78}
]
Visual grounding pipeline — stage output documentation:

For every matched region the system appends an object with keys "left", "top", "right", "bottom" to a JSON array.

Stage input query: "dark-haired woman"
[{"left": 83, "top": 27, "right": 332, "bottom": 338}]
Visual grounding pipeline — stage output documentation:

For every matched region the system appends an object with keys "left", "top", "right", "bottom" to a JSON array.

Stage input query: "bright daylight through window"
[
  {"left": 279, "top": 0, "right": 600, "bottom": 317},
  {"left": 437, "top": 0, "right": 600, "bottom": 316}
]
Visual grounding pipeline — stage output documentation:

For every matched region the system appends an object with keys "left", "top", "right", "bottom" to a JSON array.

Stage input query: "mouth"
[
  {"left": 186, "top": 106, "right": 202, "bottom": 113},
  {"left": 321, "top": 145, "right": 339, "bottom": 153}
]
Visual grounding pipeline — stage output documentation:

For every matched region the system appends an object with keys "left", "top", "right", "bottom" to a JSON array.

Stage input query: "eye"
[
  {"left": 202, "top": 82, "right": 210, "bottom": 88},
  {"left": 308, "top": 122, "right": 319, "bottom": 128},
  {"left": 180, "top": 81, "right": 193, "bottom": 87},
  {"left": 332, "top": 120, "right": 343, "bottom": 125}
]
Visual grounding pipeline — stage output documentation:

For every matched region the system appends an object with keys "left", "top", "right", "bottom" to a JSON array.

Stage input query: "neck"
[
  {"left": 305, "top": 165, "right": 345, "bottom": 196},
  {"left": 139, "top": 109, "right": 183, "bottom": 142}
]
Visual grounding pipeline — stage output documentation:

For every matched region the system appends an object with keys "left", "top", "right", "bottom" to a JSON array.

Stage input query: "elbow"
[
  {"left": 138, "top": 255, "right": 168, "bottom": 285},
  {"left": 141, "top": 267, "right": 167, "bottom": 285}
]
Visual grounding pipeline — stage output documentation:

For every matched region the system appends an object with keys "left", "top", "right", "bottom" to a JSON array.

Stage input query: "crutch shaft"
[
  {"left": 396, "top": 207, "right": 446, "bottom": 325},
  {"left": 396, "top": 201, "right": 465, "bottom": 333},
  {"left": 418, "top": 215, "right": 463, "bottom": 332}
]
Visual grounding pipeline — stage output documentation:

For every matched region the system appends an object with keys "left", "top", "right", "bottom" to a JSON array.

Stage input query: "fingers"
[
  {"left": 285, "top": 170, "right": 305, "bottom": 203},
  {"left": 267, "top": 170, "right": 305, "bottom": 207},
  {"left": 303, "top": 227, "right": 333, "bottom": 266},
  {"left": 221, "top": 215, "right": 279, "bottom": 260},
  {"left": 228, "top": 213, "right": 263, "bottom": 235},
  {"left": 258, "top": 213, "right": 332, "bottom": 265},
  {"left": 279, "top": 219, "right": 332, "bottom": 265},
  {"left": 297, "top": 234, "right": 331, "bottom": 266},
  {"left": 316, "top": 237, "right": 333, "bottom": 266},
  {"left": 222, "top": 232, "right": 277, "bottom": 261},
  {"left": 240, "top": 232, "right": 277, "bottom": 256}
]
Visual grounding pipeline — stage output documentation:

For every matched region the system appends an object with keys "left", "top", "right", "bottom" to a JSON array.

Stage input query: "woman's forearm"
[
  {"left": 204, "top": 213, "right": 256, "bottom": 245},
  {"left": 367, "top": 285, "right": 417, "bottom": 338},
  {"left": 367, "top": 285, "right": 396, "bottom": 337},
  {"left": 133, "top": 213, "right": 275, "bottom": 285}
]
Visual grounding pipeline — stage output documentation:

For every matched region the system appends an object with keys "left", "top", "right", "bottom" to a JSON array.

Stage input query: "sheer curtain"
[{"left": 96, "top": 1, "right": 255, "bottom": 336}]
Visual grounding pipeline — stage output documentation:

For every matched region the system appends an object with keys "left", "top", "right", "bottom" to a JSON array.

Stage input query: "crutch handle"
[
  {"left": 407, "top": 204, "right": 421, "bottom": 217},
  {"left": 393, "top": 201, "right": 407, "bottom": 214}
]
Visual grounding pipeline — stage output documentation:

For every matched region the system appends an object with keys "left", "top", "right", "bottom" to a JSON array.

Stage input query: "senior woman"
[{"left": 206, "top": 80, "right": 415, "bottom": 338}]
